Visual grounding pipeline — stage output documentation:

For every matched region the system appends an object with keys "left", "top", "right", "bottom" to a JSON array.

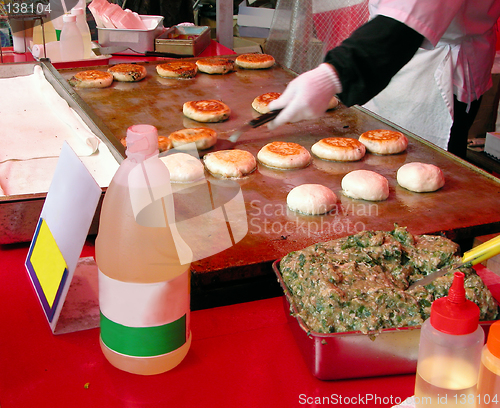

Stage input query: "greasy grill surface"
[{"left": 58, "top": 60, "right": 500, "bottom": 286}]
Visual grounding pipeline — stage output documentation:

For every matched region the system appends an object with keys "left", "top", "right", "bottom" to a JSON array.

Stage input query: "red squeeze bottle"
[{"left": 414, "top": 272, "right": 484, "bottom": 407}]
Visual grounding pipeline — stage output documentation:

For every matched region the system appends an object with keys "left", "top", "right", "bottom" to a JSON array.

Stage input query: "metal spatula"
[
  {"left": 228, "top": 109, "right": 283, "bottom": 143},
  {"left": 407, "top": 234, "right": 500, "bottom": 291}
]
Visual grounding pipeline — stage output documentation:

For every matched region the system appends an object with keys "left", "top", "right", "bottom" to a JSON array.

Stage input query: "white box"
[
  {"left": 485, "top": 132, "right": 500, "bottom": 160},
  {"left": 237, "top": 4, "right": 275, "bottom": 29}
]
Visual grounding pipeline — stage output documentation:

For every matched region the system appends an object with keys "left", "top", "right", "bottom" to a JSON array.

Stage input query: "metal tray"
[
  {"left": 97, "top": 15, "right": 164, "bottom": 54},
  {"left": 155, "top": 25, "right": 211, "bottom": 56},
  {"left": 272, "top": 259, "right": 496, "bottom": 380},
  {"left": 0, "top": 60, "right": 123, "bottom": 244}
]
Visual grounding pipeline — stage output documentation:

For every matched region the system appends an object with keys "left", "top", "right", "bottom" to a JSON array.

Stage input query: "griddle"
[{"left": 57, "top": 59, "right": 500, "bottom": 288}]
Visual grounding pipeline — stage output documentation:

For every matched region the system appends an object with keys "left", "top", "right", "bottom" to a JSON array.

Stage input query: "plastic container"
[
  {"left": 95, "top": 124, "right": 192, "bottom": 375},
  {"left": 9, "top": 18, "right": 34, "bottom": 53},
  {"left": 60, "top": 14, "right": 84, "bottom": 61},
  {"left": 477, "top": 321, "right": 500, "bottom": 406},
  {"left": 97, "top": 15, "right": 164, "bottom": 54},
  {"left": 31, "top": 41, "right": 61, "bottom": 61},
  {"left": 32, "top": 18, "right": 58, "bottom": 46},
  {"left": 414, "top": 272, "right": 485, "bottom": 407},
  {"left": 71, "top": 7, "right": 93, "bottom": 58}
]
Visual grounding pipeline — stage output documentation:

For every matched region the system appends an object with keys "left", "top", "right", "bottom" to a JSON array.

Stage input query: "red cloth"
[{"left": 313, "top": 2, "right": 369, "bottom": 51}]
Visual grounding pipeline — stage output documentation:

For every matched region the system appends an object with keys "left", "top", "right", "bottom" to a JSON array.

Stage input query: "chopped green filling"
[{"left": 280, "top": 226, "right": 499, "bottom": 335}]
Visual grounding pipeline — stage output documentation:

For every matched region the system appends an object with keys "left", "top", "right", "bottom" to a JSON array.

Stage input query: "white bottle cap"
[
  {"left": 125, "top": 124, "right": 159, "bottom": 162},
  {"left": 63, "top": 14, "right": 77, "bottom": 23},
  {"left": 71, "top": 7, "right": 84, "bottom": 16}
]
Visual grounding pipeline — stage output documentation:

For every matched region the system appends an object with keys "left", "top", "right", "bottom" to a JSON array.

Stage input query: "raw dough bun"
[
  {"left": 68, "top": 70, "right": 113, "bottom": 88},
  {"left": 341, "top": 170, "right": 389, "bottom": 201},
  {"left": 397, "top": 162, "right": 445, "bottom": 192},
  {"left": 235, "top": 53, "right": 275, "bottom": 69},
  {"left": 203, "top": 149, "right": 256, "bottom": 178},
  {"left": 252, "top": 92, "right": 281, "bottom": 114},
  {"left": 107, "top": 63, "right": 147, "bottom": 82},
  {"left": 311, "top": 137, "right": 366, "bottom": 161},
  {"left": 196, "top": 57, "right": 235, "bottom": 74},
  {"left": 160, "top": 152, "right": 205, "bottom": 183},
  {"left": 156, "top": 61, "right": 198, "bottom": 78},
  {"left": 257, "top": 141, "right": 311, "bottom": 169},
  {"left": 168, "top": 128, "right": 217, "bottom": 150},
  {"left": 183, "top": 100, "right": 231, "bottom": 123},
  {"left": 287, "top": 184, "right": 337, "bottom": 215},
  {"left": 359, "top": 129, "right": 408, "bottom": 155}
]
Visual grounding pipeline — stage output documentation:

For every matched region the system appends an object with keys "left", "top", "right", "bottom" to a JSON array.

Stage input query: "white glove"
[{"left": 267, "top": 63, "right": 342, "bottom": 130}]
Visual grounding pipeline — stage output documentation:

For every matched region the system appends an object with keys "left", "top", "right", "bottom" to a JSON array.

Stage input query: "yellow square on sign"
[{"left": 29, "top": 219, "right": 68, "bottom": 308}]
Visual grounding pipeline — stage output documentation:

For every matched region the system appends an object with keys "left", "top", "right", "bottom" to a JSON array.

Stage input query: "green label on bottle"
[{"left": 100, "top": 312, "right": 186, "bottom": 357}]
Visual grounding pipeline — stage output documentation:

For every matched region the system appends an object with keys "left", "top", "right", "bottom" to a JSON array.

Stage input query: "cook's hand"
[{"left": 267, "top": 63, "right": 341, "bottom": 130}]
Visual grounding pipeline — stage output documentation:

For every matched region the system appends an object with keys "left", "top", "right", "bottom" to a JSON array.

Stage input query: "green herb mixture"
[{"left": 279, "top": 226, "right": 498, "bottom": 334}]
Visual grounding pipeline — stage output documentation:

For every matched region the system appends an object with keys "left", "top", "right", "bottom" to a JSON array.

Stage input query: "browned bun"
[
  {"left": 156, "top": 61, "right": 198, "bottom": 78},
  {"left": 359, "top": 129, "right": 408, "bottom": 155},
  {"left": 311, "top": 137, "right": 366, "bottom": 161},
  {"left": 252, "top": 92, "right": 281, "bottom": 114},
  {"left": 196, "top": 57, "right": 235, "bottom": 74},
  {"left": 168, "top": 128, "right": 217, "bottom": 150},
  {"left": 108, "top": 63, "right": 147, "bottom": 82},
  {"left": 182, "top": 100, "right": 231, "bottom": 123},
  {"left": 235, "top": 53, "right": 275, "bottom": 69},
  {"left": 68, "top": 70, "right": 113, "bottom": 88},
  {"left": 203, "top": 149, "right": 256, "bottom": 178},
  {"left": 257, "top": 141, "right": 311, "bottom": 169}
]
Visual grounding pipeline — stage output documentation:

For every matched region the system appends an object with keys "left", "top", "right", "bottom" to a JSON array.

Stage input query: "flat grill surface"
[{"left": 58, "top": 60, "right": 500, "bottom": 284}]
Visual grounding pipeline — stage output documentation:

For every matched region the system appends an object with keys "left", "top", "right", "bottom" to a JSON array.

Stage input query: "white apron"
[{"left": 363, "top": 44, "right": 455, "bottom": 150}]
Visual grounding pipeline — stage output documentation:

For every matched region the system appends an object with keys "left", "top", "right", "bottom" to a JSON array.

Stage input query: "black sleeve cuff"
[{"left": 324, "top": 15, "right": 424, "bottom": 107}]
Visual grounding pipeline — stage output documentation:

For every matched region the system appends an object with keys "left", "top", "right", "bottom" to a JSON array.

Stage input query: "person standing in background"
[{"left": 268, "top": 0, "right": 500, "bottom": 159}]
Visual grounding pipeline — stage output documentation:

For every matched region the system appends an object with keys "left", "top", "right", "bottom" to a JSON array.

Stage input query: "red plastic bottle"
[{"left": 415, "top": 272, "right": 484, "bottom": 408}]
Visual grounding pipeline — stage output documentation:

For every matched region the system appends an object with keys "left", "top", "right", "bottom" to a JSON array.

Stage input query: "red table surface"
[{"left": 0, "top": 241, "right": 416, "bottom": 408}]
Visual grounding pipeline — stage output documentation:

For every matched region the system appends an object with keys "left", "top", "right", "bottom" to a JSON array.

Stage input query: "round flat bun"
[
  {"left": 287, "top": 184, "right": 337, "bottom": 215},
  {"left": 196, "top": 57, "right": 235, "bottom": 74},
  {"left": 168, "top": 127, "right": 217, "bottom": 150},
  {"left": 68, "top": 70, "right": 113, "bottom": 88},
  {"left": 183, "top": 100, "right": 231, "bottom": 123},
  {"left": 397, "top": 162, "right": 445, "bottom": 192},
  {"left": 312, "top": 137, "right": 366, "bottom": 162},
  {"left": 252, "top": 92, "right": 281, "bottom": 114},
  {"left": 257, "top": 142, "right": 311, "bottom": 169},
  {"left": 204, "top": 149, "right": 256, "bottom": 178},
  {"left": 235, "top": 53, "right": 275, "bottom": 69},
  {"left": 107, "top": 63, "right": 147, "bottom": 82},
  {"left": 121, "top": 135, "right": 172, "bottom": 153},
  {"left": 341, "top": 170, "right": 389, "bottom": 201},
  {"left": 359, "top": 129, "right": 408, "bottom": 155},
  {"left": 158, "top": 136, "right": 173, "bottom": 152},
  {"left": 160, "top": 152, "right": 205, "bottom": 183},
  {"left": 156, "top": 61, "right": 198, "bottom": 78}
]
